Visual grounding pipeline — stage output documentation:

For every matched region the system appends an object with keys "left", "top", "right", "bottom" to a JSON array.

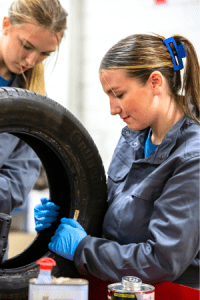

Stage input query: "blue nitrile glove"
[
  {"left": 34, "top": 198, "right": 60, "bottom": 232},
  {"left": 48, "top": 218, "right": 87, "bottom": 260}
]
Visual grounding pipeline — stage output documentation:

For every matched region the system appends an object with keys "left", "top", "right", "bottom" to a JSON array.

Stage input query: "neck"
[
  {"left": 0, "top": 58, "right": 12, "bottom": 80},
  {"left": 0, "top": 68, "right": 12, "bottom": 80},
  {"left": 151, "top": 96, "right": 184, "bottom": 145}
]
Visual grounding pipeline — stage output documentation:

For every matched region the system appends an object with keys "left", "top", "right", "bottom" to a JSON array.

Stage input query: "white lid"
[{"left": 122, "top": 276, "right": 142, "bottom": 291}]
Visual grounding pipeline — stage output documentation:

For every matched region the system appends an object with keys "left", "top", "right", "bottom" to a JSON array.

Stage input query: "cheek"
[
  {"left": 123, "top": 98, "right": 139, "bottom": 113},
  {"left": 125, "top": 102, "right": 136, "bottom": 112},
  {"left": 38, "top": 56, "right": 46, "bottom": 64},
  {"left": 123, "top": 91, "right": 143, "bottom": 113},
  {"left": 8, "top": 44, "right": 22, "bottom": 59}
]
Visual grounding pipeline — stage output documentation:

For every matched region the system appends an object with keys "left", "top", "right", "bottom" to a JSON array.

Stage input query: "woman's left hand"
[{"left": 48, "top": 218, "right": 87, "bottom": 260}]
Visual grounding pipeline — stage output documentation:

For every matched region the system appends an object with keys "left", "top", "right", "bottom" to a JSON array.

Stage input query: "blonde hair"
[
  {"left": 27, "top": 62, "right": 45, "bottom": 95},
  {"left": 100, "top": 34, "right": 200, "bottom": 124},
  {"left": 8, "top": 0, "right": 68, "bottom": 95}
]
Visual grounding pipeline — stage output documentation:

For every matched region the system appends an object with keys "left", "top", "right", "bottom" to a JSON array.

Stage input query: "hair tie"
[{"left": 163, "top": 37, "right": 186, "bottom": 71}]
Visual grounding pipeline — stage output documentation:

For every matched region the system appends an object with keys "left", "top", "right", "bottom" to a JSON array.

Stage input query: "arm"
[
  {"left": 0, "top": 133, "right": 19, "bottom": 168},
  {"left": 73, "top": 155, "right": 199, "bottom": 283},
  {"left": 0, "top": 134, "right": 41, "bottom": 214}
]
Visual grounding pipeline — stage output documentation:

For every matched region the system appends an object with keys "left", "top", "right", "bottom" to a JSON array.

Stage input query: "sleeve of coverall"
[
  {"left": 0, "top": 133, "right": 41, "bottom": 214},
  {"left": 73, "top": 155, "right": 199, "bottom": 283}
]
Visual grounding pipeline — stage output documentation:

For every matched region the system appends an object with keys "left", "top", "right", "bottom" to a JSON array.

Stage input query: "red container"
[{"left": 154, "top": 0, "right": 167, "bottom": 4}]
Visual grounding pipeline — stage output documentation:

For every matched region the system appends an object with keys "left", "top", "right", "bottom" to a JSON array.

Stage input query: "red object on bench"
[
  {"left": 86, "top": 275, "right": 200, "bottom": 299},
  {"left": 154, "top": 0, "right": 167, "bottom": 4},
  {"left": 154, "top": 281, "right": 199, "bottom": 300}
]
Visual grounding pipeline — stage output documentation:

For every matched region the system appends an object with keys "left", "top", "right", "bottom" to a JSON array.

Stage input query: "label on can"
[
  {"left": 29, "top": 285, "right": 88, "bottom": 300},
  {"left": 143, "top": 292, "right": 154, "bottom": 300},
  {"left": 29, "top": 278, "right": 88, "bottom": 300},
  {"left": 108, "top": 292, "right": 154, "bottom": 300},
  {"left": 114, "top": 292, "right": 136, "bottom": 298}
]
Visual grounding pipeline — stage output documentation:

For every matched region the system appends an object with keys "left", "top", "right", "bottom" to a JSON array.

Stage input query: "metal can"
[
  {"left": 29, "top": 277, "right": 88, "bottom": 300},
  {"left": 108, "top": 276, "right": 155, "bottom": 300}
]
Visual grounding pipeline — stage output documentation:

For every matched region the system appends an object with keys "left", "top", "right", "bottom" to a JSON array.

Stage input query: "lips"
[
  {"left": 17, "top": 64, "right": 28, "bottom": 71},
  {"left": 21, "top": 65, "right": 27, "bottom": 70},
  {"left": 122, "top": 116, "right": 130, "bottom": 121}
]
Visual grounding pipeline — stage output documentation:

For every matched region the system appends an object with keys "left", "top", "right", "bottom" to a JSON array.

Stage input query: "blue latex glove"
[
  {"left": 34, "top": 198, "right": 60, "bottom": 232},
  {"left": 48, "top": 218, "right": 87, "bottom": 260}
]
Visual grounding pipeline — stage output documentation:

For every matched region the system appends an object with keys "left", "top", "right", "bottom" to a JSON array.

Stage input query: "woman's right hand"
[{"left": 34, "top": 198, "right": 60, "bottom": 232}]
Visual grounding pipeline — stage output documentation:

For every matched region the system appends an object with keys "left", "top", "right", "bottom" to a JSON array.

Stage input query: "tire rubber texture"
[{"left": 0, "top": 87, "right": 107, "bottom": 298}]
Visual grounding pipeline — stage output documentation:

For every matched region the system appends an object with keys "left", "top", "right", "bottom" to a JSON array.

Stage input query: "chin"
[
  {"left": 14, "top": 70, "right": 23, "bottom": 75},
  {"left": 10, "top": 64, "right": 25, "bottom": 75},
  {"left": 128, "top": 124, "right": 149, "bottom": 131}
]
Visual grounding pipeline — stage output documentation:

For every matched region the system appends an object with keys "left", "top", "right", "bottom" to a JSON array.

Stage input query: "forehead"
[
  {"left": 100, "top": 69, "right": 127, "bottom": 81},
  {"left": 11, "top": 21, "right": 61, "bottom": 50},
  {"left": 100, "top": 69, "right": 130, "bottom": 91}
]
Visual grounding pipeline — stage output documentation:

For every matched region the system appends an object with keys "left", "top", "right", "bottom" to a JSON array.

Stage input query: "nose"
[
  {"left": 25, "top": 51, "right": 40, "bottom": 68},
  {"left": 110, "top": 97, "right": 122, "bottom": 116}
]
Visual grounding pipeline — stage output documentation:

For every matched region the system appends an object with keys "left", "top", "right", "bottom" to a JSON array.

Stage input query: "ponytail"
[{"left": 173, "top": 35, "right": 200, "bottom": 123}]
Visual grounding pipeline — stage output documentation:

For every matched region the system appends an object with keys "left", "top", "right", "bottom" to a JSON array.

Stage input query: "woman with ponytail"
[
  {"left": 0, "top": 0, "right": 67, "bottom": 247},
  {"left": 39, "top": 33, "right": 199, "bottom": 291}
]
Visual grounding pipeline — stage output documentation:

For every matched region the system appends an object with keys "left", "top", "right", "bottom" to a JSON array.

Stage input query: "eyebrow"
[
  {"left": 106, "top": 87, "right": 119, "bottom": 97},
  {"left": 22, "top": 39, "right": 56, "bottom": 54},
  {"left": 101, "top": 74, "right": 119, "bottom": 97}
]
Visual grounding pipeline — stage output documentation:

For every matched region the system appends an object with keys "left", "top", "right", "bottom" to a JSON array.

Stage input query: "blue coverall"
[
  {"left": 74, "top": 116, "right": 199, "bottom": 288},
  {"left": 0, "top": 75, "right": 41, "bottom": 214}
]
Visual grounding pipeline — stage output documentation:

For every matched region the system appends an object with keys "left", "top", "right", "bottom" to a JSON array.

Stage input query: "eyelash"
[
  {"left": 116, "top": 94, "right": 123, "bottom": 99},
  {"left": 42, "top": 53, "right": 51, "bottom": 57},
  {"left": 23, "top": 44, "right": 32, "bottom": 50}
]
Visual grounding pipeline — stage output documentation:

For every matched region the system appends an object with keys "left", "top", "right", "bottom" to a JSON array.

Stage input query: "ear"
[
  {"left": 2, "top": 17, "right": 11, "bottom": 35},
  {"left": 148, "top": 71, "right": 163, "bottom": 95}
]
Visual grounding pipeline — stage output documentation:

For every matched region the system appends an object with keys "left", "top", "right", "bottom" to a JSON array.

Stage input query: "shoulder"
[
  {"left": 165, "top": 117, "right": 200, "bottom": 168},
  {"left": 179, "top": 118, "right": 200, "bottom": 160}
]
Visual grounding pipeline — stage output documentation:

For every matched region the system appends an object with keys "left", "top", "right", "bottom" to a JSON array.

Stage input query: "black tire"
[{"left": 0, "top": 87, "right": 107, "bottom": 298}]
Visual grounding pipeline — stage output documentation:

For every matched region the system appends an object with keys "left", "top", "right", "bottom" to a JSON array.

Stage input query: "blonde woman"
[{"left": 0, "top": 0, "right": 67, "bottom": 230}]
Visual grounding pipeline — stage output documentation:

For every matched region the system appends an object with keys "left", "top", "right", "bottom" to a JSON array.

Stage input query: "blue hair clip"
[{"left": 163, "top": 37, "right": 186, "bottom": 71}]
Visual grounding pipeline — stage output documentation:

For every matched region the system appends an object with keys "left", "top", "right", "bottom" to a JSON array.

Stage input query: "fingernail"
[{"left": 41, "top": 198, "right": 49, "bottom": 205}]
